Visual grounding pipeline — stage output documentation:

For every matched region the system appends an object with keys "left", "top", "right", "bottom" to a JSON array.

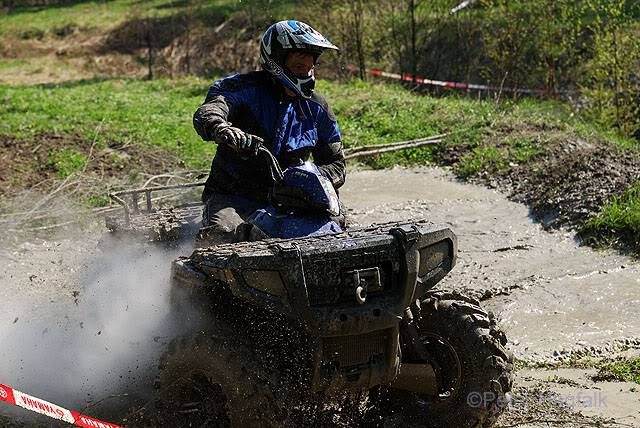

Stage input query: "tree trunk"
[
  {"left": 350, "top": 1, "right": 366, "bottom": 79},
  {"left": 409, "top": 0, "right": 417, "bottom": 81},
  {"left": 145, "top": 19, "right": 153, "bottom": 80}
]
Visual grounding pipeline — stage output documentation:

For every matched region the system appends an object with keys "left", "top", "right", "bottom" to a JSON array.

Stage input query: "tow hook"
[
  {"left": 344, "top": 267, "right": 381, "bottom": 304},
  {"left": 355, "top": 282, "right": 367, "bottom": 304}
]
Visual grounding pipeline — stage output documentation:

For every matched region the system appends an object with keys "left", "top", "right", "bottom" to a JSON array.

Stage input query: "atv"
[{"left": 105, "top": 141, "right": 513, "bottom": 427}]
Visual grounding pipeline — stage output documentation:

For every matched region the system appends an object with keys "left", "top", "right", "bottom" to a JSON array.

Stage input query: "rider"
[{"left": 193, "top": 20, "right": 345, "bottom": 243}]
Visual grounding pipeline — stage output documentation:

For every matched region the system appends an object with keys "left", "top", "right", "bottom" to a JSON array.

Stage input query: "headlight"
[
  {"left": 242, "top": 270, "right": 286, "bottom": 297},
  {"left": 418, "top": 241, "right": 451, "bottom": 277}
]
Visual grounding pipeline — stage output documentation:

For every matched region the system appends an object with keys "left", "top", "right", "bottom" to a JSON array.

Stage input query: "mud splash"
[{"left": 0, "top": 220, "right": 193, "bottom": 426}]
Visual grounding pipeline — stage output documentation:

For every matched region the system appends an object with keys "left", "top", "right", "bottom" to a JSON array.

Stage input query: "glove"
[{"left": 215, "top": 126, "right": 257, "bottom": 156}]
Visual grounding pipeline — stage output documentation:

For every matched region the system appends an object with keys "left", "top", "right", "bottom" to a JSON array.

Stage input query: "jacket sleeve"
[
  {"left": 313, "top": 104, "right": 346, "bottom": 189},
  {"left": 193, "top": 80, "right": 243, "bottom": 142}
]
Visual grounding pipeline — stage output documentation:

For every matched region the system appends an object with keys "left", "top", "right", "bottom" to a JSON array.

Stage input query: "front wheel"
[
  {"left": 157, "top": 330, "right": 286, "bottom": 427},
  {"left": 370, "top": 290, "right": 514, "bottom": 428}
]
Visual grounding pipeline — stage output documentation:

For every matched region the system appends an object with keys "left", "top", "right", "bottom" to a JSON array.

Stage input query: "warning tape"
[
  {"left": 346, "top": 64, "right": 566, "bottom": 96},
  {"left": 0, "top": 383, "right": 122, "bottom": 428}
]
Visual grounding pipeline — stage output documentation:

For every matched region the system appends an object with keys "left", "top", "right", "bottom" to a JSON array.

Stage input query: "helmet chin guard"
[{"left": 260, "top": 20, "right": 338, "bottom": 99}]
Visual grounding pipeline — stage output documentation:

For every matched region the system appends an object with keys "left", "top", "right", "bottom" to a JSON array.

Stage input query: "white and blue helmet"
[{"left": 260, "top": 20, "right": 338, "bottom": 99}]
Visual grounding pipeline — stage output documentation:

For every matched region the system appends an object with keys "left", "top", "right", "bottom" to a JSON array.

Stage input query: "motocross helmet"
[{"left": 260, "top": 20, "right": 338, "bottom": 99}]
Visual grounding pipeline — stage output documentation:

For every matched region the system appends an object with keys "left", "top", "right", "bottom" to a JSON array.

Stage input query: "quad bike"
[{"left": 105, "top": 139, "right": 513, "bottom": 427}]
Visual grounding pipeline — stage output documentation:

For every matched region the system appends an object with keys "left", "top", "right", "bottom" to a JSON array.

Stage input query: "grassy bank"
[
  {"left": 596, "top": 358, "right": 640, "bottom": 385},
  {"left": 581, "top": 182, "right": 640, "bottom": 251},
  {"left": 0, "top": 77, "right": 589, "bottom": 171},
  {"left": 0, "top": 77, "right": 214, "bottom": 169},
  {"left": 0, "top": 0, "right": 241, "bottom": 37}
]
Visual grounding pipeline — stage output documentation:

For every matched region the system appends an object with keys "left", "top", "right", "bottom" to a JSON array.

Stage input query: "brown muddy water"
[
  {"left": 343, "top": 167, "right": 640, "bottom": 361},
  {"left": 1, "top": 166, "right": 639, "bottom": 427}
]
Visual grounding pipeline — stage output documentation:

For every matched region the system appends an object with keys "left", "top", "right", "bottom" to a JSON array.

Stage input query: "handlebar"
[
  {"left": 218, "top": 133, "right": 284, "bottom": 184},
  {"left": 255, "top": 144, "right": 284, "bottom": 183}
]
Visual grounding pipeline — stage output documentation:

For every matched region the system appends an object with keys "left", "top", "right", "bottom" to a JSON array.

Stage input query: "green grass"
[
  {"left": 517, "top": 356, "right": 640, "bottom": 386},
  {"left": 595, "top": 358, "right": 640, "bottom": 384},
  {"left": 0, "top": 77, "right": 566, "bottom": 172},
  {"left": 320, "top": 79, "right": 492, "bottom": 167},
  {"left": 86, "top": 193, "right": 111, "bottom": 207},
  {"left": 1, "top": 76, "right": 622, "bottom": 173},
  {"left": 0, "top": 77, "right": 215, "bottom": 169},
  {"left": 49, "top": 147, "right": 87, "bottom": 178},
  {"left": 0, "top": 55, "right": 87, "bottom": 83},
  {"left": 581, "top": 182, "right": 640, "bottom": 249},
  {"left": 318, "top": 79, "right": 585, "bottom": 170},
  {"left": 1, "top": 0, "right": 199, "bottom": 36},
  {"left": 458, "top": 146, "right": 507, "bottom": 178},
  {"left": 321, "top": 79, "right": 491, "bottom": 146},
  {"left": 0, "top": 0, "right": 293, "bottom": 39},
  {"left": 0, "top": 58, "right": 32, "bottom": 70},
  {"left": 1, "top": 0, "right": 144, "bottom": 36}
]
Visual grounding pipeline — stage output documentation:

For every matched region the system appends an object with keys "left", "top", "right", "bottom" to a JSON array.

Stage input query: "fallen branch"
[
  {"left": 142, "top": 173, "right": 190, "bottom": 189},
  {"left": 7, "top": 219, "right": 80, "bottom": 232},
  {"left": 344, "top": 138, "right": 443, "bottom": 160},
  {"left": 345, "top": 133, "right": 448, "bottom": 155}
]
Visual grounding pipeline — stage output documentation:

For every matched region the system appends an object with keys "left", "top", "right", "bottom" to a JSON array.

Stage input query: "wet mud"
[
  {"left": 342, "top": 167, "right": 640, "bottom": 427},
  {"left": 1, "top": 166, "right": 639, "bottom": 427},
  {"left": 440, "top": 136, "right": 640, "bottom": 251}
]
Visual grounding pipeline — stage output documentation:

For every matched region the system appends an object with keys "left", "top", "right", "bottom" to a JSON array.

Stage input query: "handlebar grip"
[{"left": 249, "top": 134, "right": 264, "bottom": 148}]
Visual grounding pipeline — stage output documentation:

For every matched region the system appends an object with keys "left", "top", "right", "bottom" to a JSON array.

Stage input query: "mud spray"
[{"left": 0, "top": 206, "right": 196, "bottom": 425}]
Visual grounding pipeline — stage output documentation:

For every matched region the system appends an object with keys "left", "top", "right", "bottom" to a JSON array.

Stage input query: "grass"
[
  {"left": 319, "top": 79, "right": 586, "bottom": 171},
  {"left": 457, "top": 146, "right": 507, "bottom": 178},
  {"left": 517, "top": 355, "right": 640, "bottom": 386},
  {"left": 320, "top": 79, "right": 496, "bottom": 168},
  {"left": 0, "top": 76, "right": 627, "bottom": 173},
  {"left": 0, "top": 55, "right": 92, "bottom": 85},
  {"left": 0, "top": 77, "right": 215, "bottom": 169},
  {"left": 0, "top": 0, "right": 216, "bottom": 37},
  {"left": 0, "top": 0, "right": 294, "bottom": 39},
  {"left": 0, "top": 77, "right": 574, "bottom": 172},
  {"left": 594, "top": 358, "right": 640, "bottom": 384},
  {"left": 1, "top": 0, "right": 144, "bottom": 37},
  {"left": 581, "top": 182, "right": 640, "bottom": 249},
  {"left": 49, "top": 147, "right": 87, "bottom": 178}
]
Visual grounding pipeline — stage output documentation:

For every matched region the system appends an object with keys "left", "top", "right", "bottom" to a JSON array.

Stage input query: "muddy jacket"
[{"left": 193, "top": 71, "right": 345, "bottom": 202}]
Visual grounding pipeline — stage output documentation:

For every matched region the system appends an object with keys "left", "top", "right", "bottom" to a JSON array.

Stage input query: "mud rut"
[{"left": 1, "top": 167, "right": 639, "bottom": 427}]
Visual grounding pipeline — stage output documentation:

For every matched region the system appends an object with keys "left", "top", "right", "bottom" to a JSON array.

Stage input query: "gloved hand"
[{"left": 215, "top": 126, "right": 257, "bottom": 157}]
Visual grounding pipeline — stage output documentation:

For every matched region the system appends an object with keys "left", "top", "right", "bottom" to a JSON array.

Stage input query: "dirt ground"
[
  {"left": 0, "top": 14, "right": 261, "bottom": 86},
  {"left": 0, "top": 133, "right": 180, "bottom": 199},
  {"left": 1, "top": 166, "right": 639, "bottom": 427}
]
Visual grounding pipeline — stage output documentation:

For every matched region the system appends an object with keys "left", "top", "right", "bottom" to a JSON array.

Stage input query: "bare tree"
[
  {"left": 409, "top": 0, "right": 417, "bottom": 80},
  {"left": 349, "top": 0, "right": 367, "bottom": 79}
]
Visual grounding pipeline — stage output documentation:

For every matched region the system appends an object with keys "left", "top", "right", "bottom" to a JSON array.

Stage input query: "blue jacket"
[{"left": 194, "top": 71, "right": 345, "bottom": 202}]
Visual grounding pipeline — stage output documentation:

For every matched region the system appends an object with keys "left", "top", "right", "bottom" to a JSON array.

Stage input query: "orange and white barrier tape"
[
  {"left": 346, "top": 64, "right": 567, "bottom": 96},
  {"left": 0, "top": 383, "right": 122, "bottom": 428}
]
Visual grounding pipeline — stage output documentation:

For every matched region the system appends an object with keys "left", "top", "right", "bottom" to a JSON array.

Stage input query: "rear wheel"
[{"left": 370, "top": 290, "right": 513, "bottom": 428}]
